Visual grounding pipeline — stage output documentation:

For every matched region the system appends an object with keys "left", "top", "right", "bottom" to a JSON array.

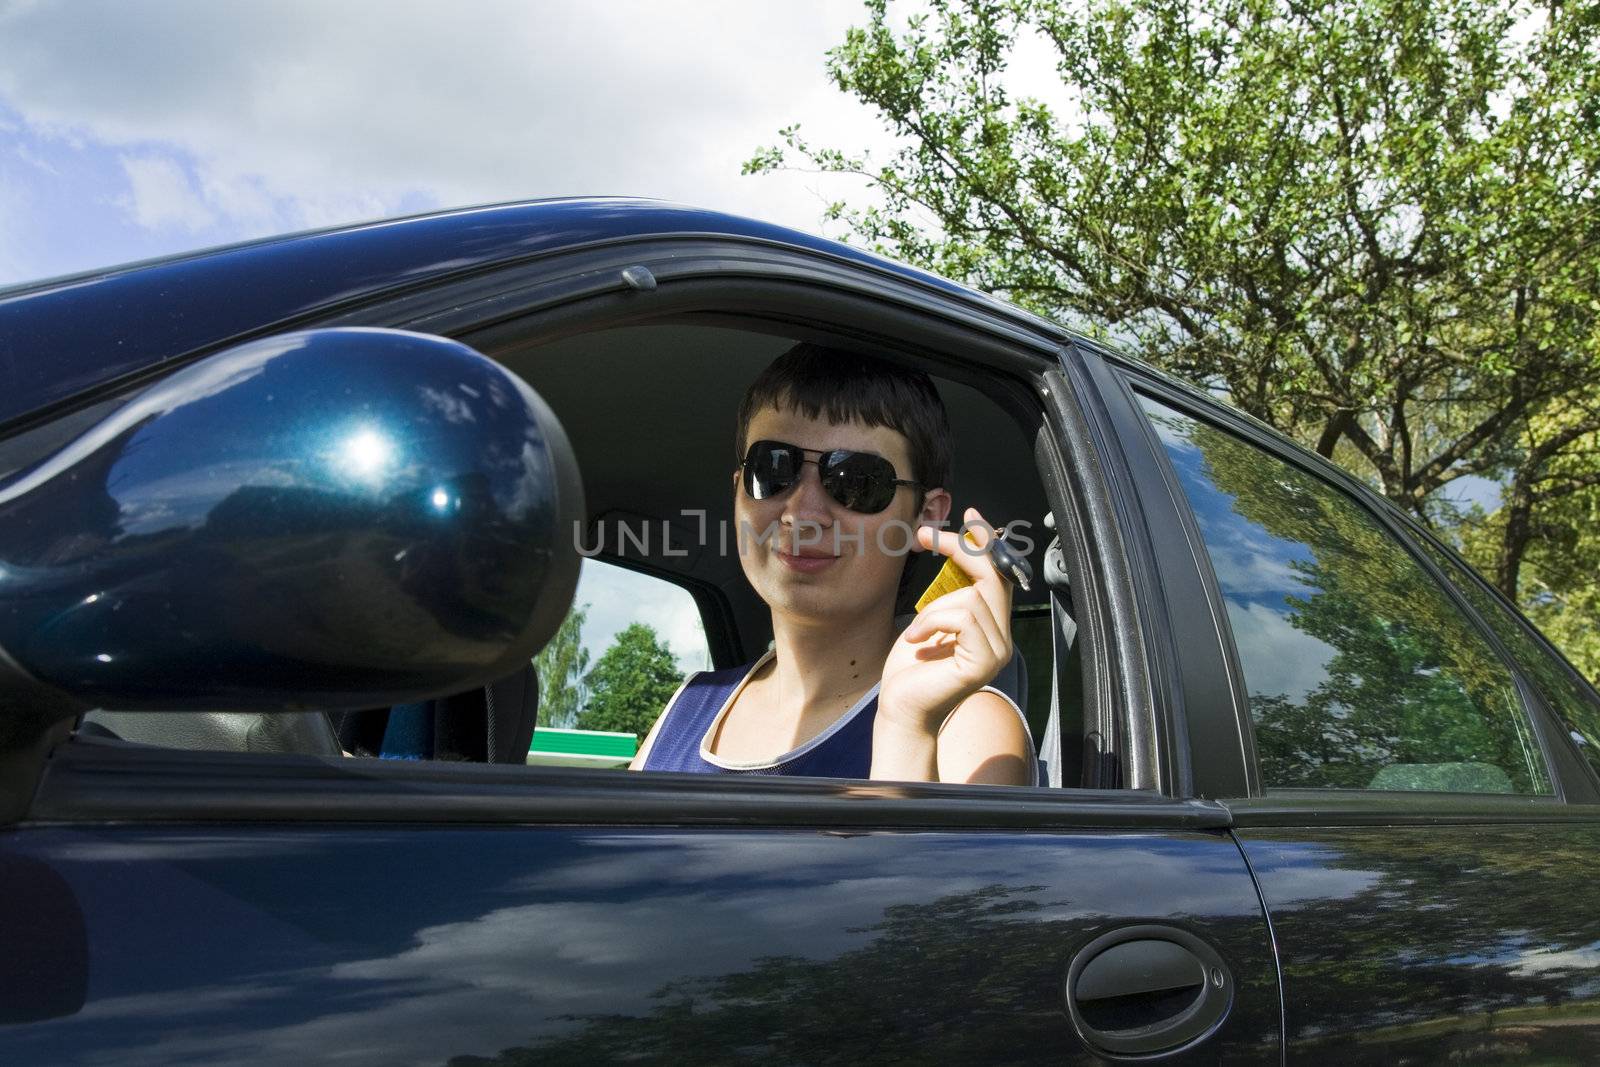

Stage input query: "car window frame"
[
  {"left": 13, "top": 238, "right": 1193, "bottom": 831},
  {"left": 444, "top": 262, "right": 1157, "bottom": 795},
  {"left": 1107, "top": 361, "right": 1579, "bottom": 809},
  {"left": 1071, "top": 346, "right": 1259, "bottom": 799}
]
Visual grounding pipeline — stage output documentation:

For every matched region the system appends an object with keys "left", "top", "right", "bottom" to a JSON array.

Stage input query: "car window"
[
  {"left": 1417, "top": 540, "right": 1600, "bottom": 788},
  {"left": 530, "top": 558, "right": 711, "bottom": 766},
  {"left": 1138, "top": 393, "right": 1552, "bottom": 795},
  {"left": 58, "top": 320, "right": 1079, "bottom": 792},
  {"left": 516, "top": 323, "right": 1071, "bottom": 789}
]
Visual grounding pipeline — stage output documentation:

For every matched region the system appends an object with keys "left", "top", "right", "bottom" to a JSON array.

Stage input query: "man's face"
[{"left": 734, "top": 404, "right": 949, "bottom": 625}]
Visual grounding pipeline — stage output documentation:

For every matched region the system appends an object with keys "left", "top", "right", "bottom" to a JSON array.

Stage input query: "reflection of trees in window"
[
  {"left": 1142, "top": 399, "right": 1549, "bottom": 793},
  {"left": 1421, "top": 542, "right": 1600, "bottom": 786}
]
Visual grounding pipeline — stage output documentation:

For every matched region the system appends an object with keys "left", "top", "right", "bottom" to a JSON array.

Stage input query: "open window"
[
  {"left": 62, "top": 293, "right": 1111, "bottom": 792},
  {"left": 490, "top": 319, "right": 1089, "bottom": 786}
]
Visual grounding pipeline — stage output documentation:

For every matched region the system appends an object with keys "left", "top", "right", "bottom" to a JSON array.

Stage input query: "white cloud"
[
  {"left": 14, "top": 140, "right": 56, "bottom": 174},
  {"left": 117, "top": 154, "right": 215, "bottom": 231},
  {"left": 417, "top": 385, "right": 476, "bottom": 424},
  {"left": 0, "top": 160, "right": 29, "bottom": 282},
  {"left": 1207, "top": 534, "right": 1307, "bottom": 598},
  {"left": 1511, "top": 940, "right": 1600, "bottom": 978},
  {"left": 0, "top": 0, "right": 895, "bottom": 240},
  {"left": 1224, "top": 599, "right": 1334, "bottom": 702}
]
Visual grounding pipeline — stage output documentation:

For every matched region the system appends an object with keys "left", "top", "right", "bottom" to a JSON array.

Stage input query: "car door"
[
  {"left": 0, "top": 213, "right": 1283, "bottom": 1066},
  {"left": 1100, "top": 351, "right": 1600, "bottom": 1064},
  {"left": 5, "top": 769, "right": 1278, "bottom": 1065}
]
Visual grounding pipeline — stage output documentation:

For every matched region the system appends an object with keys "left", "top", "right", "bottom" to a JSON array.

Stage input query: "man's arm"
[
  {"left": 873, "top": 508, "right": 1024, "bottom": 783},
  {"left": 936, "top": 690, "right": 1034, "bottom": 785}
]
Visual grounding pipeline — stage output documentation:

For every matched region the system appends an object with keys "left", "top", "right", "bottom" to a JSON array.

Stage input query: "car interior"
[{"left": 76, "top": 318, "right": 1091, "bottom": 788}]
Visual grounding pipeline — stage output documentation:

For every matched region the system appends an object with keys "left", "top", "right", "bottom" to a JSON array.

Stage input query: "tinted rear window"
[{"left": 1139, "top": 394, "right": 1551, "bottom": 794}]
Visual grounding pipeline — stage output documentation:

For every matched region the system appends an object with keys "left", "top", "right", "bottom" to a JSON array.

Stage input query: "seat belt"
[
  {"left": 1042, "top": 644, "right": 1063, "bottom": 788},
  {"left": 1041, "top": 514, "right": 1076, "bottom": 789}
]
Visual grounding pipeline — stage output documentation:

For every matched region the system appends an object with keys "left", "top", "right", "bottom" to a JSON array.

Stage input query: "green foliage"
[
  {"left": 533, "top": 604, "right": 590, "bottom": 728},
  {"left": 576, "top": 622, "right": 685, "bottom": 739},
  {"left": 1420, "top": 536, "right": 1600, "bottom": 787},
  {"left": 750, "top": 0, "right": 1600, "bottom": 678},
  {"left": 1455, "top": 401, "right": 1600, "bottom": 681}
]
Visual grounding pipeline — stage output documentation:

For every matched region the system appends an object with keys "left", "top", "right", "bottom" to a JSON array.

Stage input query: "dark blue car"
[{"left": 2, "top": 199, "right": 1599, "bottom": 1065}]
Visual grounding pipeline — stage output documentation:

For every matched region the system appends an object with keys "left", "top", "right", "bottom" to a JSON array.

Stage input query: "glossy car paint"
[
  {"left": 0, "top": 824, "right": 1280, "bottom": 1065},
  {"left": 0, "top": 199, "right": 1036, "bottom": 432},
  {"left": 1237, "top": 822, "right": 1600, "bottom": 1063},
  {"left": 0, "top": 329, "right": 581, "bottom": 710},
  {"left": 3, "top": 198, "right": 1600, "bottom": 1064}
]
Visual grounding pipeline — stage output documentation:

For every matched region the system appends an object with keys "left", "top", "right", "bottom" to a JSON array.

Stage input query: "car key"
[{"left": 914, "top": 526, "right": 1034, "bottom": 612}]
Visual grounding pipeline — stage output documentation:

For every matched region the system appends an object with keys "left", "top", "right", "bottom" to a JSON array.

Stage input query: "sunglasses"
[{"left": 740, "top": 439, "right": 923, "bottom": 514}]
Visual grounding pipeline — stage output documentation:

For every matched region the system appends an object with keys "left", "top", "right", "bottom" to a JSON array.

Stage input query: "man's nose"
[{"left": 781, "top": 462, "right": 834, "bottom": 527}]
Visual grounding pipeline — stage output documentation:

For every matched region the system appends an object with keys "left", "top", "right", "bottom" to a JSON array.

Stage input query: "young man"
[{"left": 630, "top": 344, "right": 1036, "bottom": 786}]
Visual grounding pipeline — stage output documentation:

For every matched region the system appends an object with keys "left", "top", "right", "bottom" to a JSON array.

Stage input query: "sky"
[{"left": 0, "top": 0, "right": 897, "bottom": 288}]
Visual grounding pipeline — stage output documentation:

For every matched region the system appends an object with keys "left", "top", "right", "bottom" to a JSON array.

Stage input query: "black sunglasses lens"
[
  {"left": 821, "top": 451, "right": 897, "bottom": 513},
  {"left": 744, "top": 441, "right": 801, "bottom": 499}
]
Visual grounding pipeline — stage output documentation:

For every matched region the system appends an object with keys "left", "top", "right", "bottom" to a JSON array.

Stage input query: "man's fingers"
[
  {"left": 917, "top": 507, "right": 1012, "bottom": 621},
  {"left": 902, "top": 596, "right": 1008, "bottom": 667},
  {"left": 902, "top": 606, "right": 977, "bottom": 644},
  {"left": 915, "top": 586, "right": 1007, "bottom": 661}
]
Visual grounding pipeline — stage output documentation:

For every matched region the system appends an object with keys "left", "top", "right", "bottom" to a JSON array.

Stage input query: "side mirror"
[{"left": 0, "top": 328, "right": 582, "bottom": 726}]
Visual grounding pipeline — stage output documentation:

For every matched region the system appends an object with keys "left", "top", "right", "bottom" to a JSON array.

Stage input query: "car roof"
[{"left": 0, "top": 197, "right": 1067, "bottom": 432}]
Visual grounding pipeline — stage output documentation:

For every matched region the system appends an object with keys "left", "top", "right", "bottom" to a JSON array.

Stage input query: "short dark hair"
[{"left": 735, "top": 343, "right": 952, "bottom": 498}]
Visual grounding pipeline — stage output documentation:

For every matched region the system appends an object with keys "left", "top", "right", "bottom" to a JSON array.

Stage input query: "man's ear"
[{"left": 918, "top": 487, "right": 953, "bottom": 531}]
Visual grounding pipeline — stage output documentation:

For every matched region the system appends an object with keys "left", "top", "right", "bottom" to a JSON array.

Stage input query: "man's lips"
[{"left": 776, "top": 549, "right": 839, "bottom": 573}]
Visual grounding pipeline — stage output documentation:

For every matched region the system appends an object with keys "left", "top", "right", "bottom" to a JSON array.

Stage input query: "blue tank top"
[
  {"left": 641, "top": 652, "right": 878, "bottom": 777},
  {"left": 640, "top": 651, "right": 1040, "bottom": 781}
]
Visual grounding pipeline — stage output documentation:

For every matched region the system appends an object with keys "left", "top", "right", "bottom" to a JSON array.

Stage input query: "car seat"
[{"left": 332, "top": 663, "right": 540, "bottom": 764}]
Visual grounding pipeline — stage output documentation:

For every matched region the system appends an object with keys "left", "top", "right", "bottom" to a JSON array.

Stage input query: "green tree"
[
  {"left": 576, "top": 623, "right": 685, "bottom": 739},
  {"left": 533, "top": 604, "right": 590, "bottom": 728},
  {"left": 747, "top": 0, "right": 1600, "bottom": 630},
  {"left": 1449, "top": 401, "right": 1600, "bottom": 684}
]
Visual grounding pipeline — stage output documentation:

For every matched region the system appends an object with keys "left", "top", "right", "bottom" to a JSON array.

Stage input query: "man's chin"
[
  {"left": 759, "top": 569, "right": 895, "bottom": 622},
  {"left": 759, "top": 573, "right": 841, "bottom": 615}
]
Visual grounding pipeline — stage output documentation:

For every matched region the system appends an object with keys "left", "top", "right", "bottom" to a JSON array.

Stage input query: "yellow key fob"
[
  {"left": 915, "top": 532, "right": 980, "bottom": 613},
  {"left": 914, "top": 527, "right": 1034, "bottom": 612}
]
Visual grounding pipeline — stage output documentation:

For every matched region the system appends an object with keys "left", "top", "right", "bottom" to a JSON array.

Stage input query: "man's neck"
[{"left": 767, "top": 607, "right": 899, "bottom": 716}]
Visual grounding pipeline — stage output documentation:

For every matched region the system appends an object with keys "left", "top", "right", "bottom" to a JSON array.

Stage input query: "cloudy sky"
[
  {"left": 0, "top": 0, "right": 896, "bottom": 288},
  {"left": 0, "top": 0, "right": 909, "bottom": 673}
]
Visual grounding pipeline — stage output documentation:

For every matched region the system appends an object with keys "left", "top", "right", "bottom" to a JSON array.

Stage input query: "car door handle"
[{"left": 1065, "top": 925, "right": 1233, "bottom": 1057}]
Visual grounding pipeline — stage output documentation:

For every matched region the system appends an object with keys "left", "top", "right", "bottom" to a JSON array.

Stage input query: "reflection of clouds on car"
[
  {"left": 110, "top": 834, "right": 1260, "bottom": 1066},
  {"left": 417, "top": 385, "right": 477, "bottom": 425}
]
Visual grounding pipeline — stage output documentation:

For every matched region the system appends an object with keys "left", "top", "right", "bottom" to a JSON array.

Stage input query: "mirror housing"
[{"left": 0, "top": 328, "right": 582, "bottom": 728}]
